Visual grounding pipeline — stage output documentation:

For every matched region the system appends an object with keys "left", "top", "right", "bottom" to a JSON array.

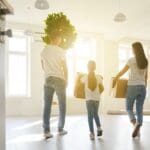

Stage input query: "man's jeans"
[
  {"left": 86, "top": 100, "right": 101, "bottom": 133},
  {"left": 126, "top": 85, "right": 146, "bottom": 125},
  {"left": 43, "top": 76, "right": 66, "bottom": 132}
]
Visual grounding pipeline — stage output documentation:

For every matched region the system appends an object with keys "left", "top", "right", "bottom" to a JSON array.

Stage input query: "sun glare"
[{"left": 66, "top": 37, "right": 96, "bottom": 95}]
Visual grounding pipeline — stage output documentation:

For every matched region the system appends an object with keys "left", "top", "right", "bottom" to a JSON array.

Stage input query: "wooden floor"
[{"left": 6, "top": 115, "right": 150, "bottom": 150}]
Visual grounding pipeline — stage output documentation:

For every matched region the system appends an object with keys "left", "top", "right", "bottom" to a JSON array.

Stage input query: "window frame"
[
  {"left": 6, "top": 30, "right": 31, "bottom": 98},
  {"left": 118, "top": 44, "right": 132, "bottom": 79}
]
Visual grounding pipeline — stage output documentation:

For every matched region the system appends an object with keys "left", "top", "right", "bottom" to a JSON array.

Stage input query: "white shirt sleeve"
[
  {"left": 60, "top": 50, "right": 66, "bottom": 61},
  {"left": 126, "top": 58, "right": 133, "bottom": 67}
]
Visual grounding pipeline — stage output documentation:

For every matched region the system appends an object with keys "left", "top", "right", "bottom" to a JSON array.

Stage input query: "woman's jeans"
[
  {"left": 43, "top": 76, "right": 66, "bottom": 132},
  {"left": 126, "top": 85, "right": 146, "bottom": 125},
  {"left": 86, "top": 100, "right": 101, "bottom": 133}
]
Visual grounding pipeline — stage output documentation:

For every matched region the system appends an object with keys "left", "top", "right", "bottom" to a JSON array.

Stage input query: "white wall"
[{"left": 0, "top": 40, "right": 6, "bottom": 150}]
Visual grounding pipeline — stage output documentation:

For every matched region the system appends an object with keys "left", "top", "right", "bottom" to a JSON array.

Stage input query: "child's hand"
[
  {"left": 112, "top": 77, "right": 118, "bottom": 88},
  {"left": 99, "top": 83, "right": 104, "bottom": 94}
]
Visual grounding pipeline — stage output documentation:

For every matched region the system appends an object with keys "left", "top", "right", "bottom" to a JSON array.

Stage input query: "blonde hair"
[{"left": 87, "top": 61, "right": 97, "bottom": 91}]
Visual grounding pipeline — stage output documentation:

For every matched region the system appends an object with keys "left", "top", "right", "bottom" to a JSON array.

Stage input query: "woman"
[{"left": 113, "top": 42, "right": 148, "bottom": 138}]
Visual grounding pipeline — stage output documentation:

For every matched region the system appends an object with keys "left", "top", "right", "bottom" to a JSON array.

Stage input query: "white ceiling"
[{"left": 6, "top": 0, "right": 150, "bottom": 40}]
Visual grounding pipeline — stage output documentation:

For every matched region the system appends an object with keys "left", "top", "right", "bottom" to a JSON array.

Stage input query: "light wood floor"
[{"left": 6, "top": 115, "right": 150, "bottom": 150}]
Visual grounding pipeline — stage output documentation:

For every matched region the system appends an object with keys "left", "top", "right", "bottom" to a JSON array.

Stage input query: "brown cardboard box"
[
  {"left": 111, "top": 78, "right": 128, "bottom": 98},
  {"left": 74, "top": 73, "right": 85, "bottom": 99}
]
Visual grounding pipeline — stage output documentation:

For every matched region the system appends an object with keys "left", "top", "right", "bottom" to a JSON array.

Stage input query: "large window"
[
  {"left": 67, "top": 36, "right": 96, "bottom": 95},
  {"left": 6, "top": 31, "right": 30, "bottom": 97},
  {"left": 118, "top": 44, "right": 133, "bottom": 78}
]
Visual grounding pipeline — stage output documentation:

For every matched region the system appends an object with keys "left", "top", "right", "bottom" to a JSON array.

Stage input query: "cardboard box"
[
  {"left": 111, "top": 78, "right": 128, "bottom": 98},
  {"left": 74, "top": 73, "right": 85, "bottom": 99}
]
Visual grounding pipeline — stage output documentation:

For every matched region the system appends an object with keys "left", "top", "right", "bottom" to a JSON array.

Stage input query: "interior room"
[{"left": 1, "top": 0, "right": 150, "bottom": 150}]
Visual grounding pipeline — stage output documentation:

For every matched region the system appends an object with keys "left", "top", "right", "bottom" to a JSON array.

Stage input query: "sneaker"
[
  {"left": 44, "top": 132, "right": 53, "bottom": 139},
  {"left": 131, "top": 120, "right": 140, "bottom": 137},
  {"left": 97, "top": 129, "right": 103, "bottom": 137},
  {"left": 132, "top": 124, "right": 141, "bottom": 138},
  {"left": 90, "top": 133, "right": 95, "bottom": 140},
  {"left": 58, "top": 129, "right": 68, "bottom": 136}
]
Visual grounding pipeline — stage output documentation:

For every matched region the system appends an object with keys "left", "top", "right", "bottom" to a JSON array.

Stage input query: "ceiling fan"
[{"left": 34, "top": 0, "right": 49, "bottom": 10}]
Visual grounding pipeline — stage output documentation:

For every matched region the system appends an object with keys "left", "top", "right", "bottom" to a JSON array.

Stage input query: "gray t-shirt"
[{"left": 127, "top": 57, "right": 147, "bottom": 85}]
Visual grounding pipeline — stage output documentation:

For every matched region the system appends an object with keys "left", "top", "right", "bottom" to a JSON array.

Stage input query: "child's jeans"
[
  {"left": 86, "top": 100, "right": 101, "bottom": 133},
  {"left": 126, "top": 85, "right": 146, "bottom": 125}
]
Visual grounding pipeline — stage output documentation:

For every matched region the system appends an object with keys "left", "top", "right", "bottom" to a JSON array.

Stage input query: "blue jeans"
[
  {"left": 126, "top": 85, "right": 146, "bottom": 125},
  {"left": 43, "top": 76, "right": 66, "bottom": 132},
  {"left": 86, "top": 100, "right": 101, "bottom": 133}
]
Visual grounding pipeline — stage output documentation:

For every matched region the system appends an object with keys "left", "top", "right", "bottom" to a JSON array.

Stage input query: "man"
[{"left": 41, "top": 33, "right": 68, "bottom": 139}]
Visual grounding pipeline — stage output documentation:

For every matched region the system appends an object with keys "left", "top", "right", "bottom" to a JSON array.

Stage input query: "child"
[{"left": 80, "top": 60, "right": 104, "bottom": 140}]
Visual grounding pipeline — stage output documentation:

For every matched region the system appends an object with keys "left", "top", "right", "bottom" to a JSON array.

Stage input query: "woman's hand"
[{"left": 112, "top": 65, "right": 129, "bottom": 88}]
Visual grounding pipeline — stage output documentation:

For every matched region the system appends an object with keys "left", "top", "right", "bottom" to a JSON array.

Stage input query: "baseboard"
[{"left": 107, "top": 110, "right": 150, "bottom": 115}]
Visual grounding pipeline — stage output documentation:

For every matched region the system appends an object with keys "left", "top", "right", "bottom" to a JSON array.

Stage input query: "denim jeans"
[
  {"left": 43, "top": 76, "right": 66, "bottom": 132},
  {"left": 126, "top": 85, "right": 146, "bottom": 125},
  {"left": 86, "top": 100, "right": 101, "bottom": 133}
]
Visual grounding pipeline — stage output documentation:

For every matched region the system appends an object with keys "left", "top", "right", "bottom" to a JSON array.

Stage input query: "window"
[
  {"left": 6, "top": 30, "right": 30, "bottom": 97},
  {"left": 118, "top": 44, "right": 133, "bottom": 78},
  {"left": 67, "top": 36, "right": 96, "bottom": 95}
]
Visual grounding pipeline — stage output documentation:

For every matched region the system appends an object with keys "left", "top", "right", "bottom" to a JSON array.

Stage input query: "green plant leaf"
[{"left": 42, "top": 12, "right": 77, "bottom": 50}]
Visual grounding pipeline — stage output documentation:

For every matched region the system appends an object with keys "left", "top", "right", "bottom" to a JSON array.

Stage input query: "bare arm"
[
  {"left": 113, "top": 65, "right": 129, "bottom": 87},
  {"left": 99, "top": 83, "right": 104, "bottom": 93},
  {"left": 116, "top": 65, "right": 129, "bottom": 78},
  {"left": 145, "top": 69, "right": 148, "bottom": 87},
  {"left": 41, "top": 60, "right": 44, "bottom": 70},
  {"left": 62, "top": 60, "right": 68, "bottom": 83}
]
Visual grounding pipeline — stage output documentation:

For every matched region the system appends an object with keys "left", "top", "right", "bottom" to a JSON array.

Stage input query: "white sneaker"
[
  {"left": 44, "top": 132, "right": 53, "bottom": 139},
  {"left": 58, "top": 129, "right": 68, "bottom": 136},
  {"left": 90, "top": 133, "right": 95, "bottom": 140}
]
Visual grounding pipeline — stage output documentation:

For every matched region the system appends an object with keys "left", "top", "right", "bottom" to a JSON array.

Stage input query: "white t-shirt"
[
  {"left": 127, "top": 57, "right": 147, "bottom": 85},
  {"left": 81, "top": 75, "right": 103, "bottom": 101},
  {"left": 41, "top": 45, "right": 66, "bottom": 80}
]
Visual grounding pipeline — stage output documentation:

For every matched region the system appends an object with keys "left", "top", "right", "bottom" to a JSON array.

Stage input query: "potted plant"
[{"left": 42, "top": 12, "right": 77, "bottom": 50}]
